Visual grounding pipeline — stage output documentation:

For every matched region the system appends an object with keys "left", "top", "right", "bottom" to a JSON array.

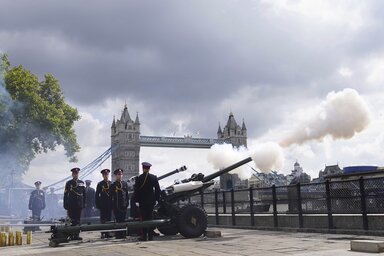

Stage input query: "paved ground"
[{"left": 1, "top": 227, "right": 384, "bottom": 256}]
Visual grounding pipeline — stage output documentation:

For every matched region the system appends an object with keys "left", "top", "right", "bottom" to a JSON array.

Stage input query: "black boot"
[{"left": 71, "top": 234, "right": 83, "bottom": 241}]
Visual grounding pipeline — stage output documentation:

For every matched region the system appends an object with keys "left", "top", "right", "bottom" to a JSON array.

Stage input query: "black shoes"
[
  {"left": 71, "top": 236, "right": 83, "bottom": 241},
  {"left": 101, "top": 233, "right": 113, "bottom": 239}
]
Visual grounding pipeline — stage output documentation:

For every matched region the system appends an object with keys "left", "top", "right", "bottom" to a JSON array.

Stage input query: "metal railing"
[{"left": 186, "top": 176, "right": 384, "bottom": 231}]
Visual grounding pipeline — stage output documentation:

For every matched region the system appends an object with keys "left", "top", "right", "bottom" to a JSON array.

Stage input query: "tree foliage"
[{"left": 0, "top": 54, "right": 80, "bottom": 184}]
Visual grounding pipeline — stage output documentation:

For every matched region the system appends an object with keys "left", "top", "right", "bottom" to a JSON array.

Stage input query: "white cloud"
[
  {"left": 8, "top": 0, "right": 384, "bottom": 190},
  {"left": 262, "top": 0, "right": 368, "bottom": 30},
  {"left": 338, "top": 67, "right": 353, "bottom": 77}
]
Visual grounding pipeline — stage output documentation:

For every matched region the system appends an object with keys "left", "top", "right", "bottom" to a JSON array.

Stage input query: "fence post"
[
  {"left": 215, "top": 190, "right": 219, "bottom": 225},
  {"left": 359, "top": 177, "right": 368, "bottom": 230},
  {"left": 249, "top": 187, "right": 255, "bottom": 226},
  {"left": 296, "top": 183, "right": 303, "bottom": 228},
  {"left": 223, "top": 191, "right": 227, "bottom": 214},
  {"left": 200, "top": 190, "right": 204, "bottom": 208},
  {"left": 325, "top": 180, "right": 334, "bottom": 229},
  {"left": 231, "top": 189, "right": 236, "bottom": 226},
  {"left": 272, "top": 185, "right": 278, "bottom": 228}
]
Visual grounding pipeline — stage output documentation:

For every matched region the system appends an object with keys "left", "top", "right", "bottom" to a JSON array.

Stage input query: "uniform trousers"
[
  {"left": 139, "top": 204, "right": 155, "bottom": 240},
  {"left": 114, "top": 209, "right": 127, "bottom": 238},
  {"left": 67, "top": 208, "right": 82, "bottom": 238},
  {"left": 99, "top": 207, "right": 112, "bottom": 237},
  {"left": 32, "top": 208, "right": 42, "bottom": 220},
  {"left": 68, "top": 208, "right": 82, "bottom": 225}
]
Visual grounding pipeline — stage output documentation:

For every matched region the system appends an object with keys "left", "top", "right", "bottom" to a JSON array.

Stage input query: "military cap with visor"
[
  {"left": 141, "top": 162, "right": 152, "bottom": 168},
  {"left": 100, "top": 168, "right": 110, "bottom": 174},
  {"left": 70, "top": 167, "right": 80, "bottom": 173},
  {"left": 114, "top": 168, "right": 123, "bottom": 175}
]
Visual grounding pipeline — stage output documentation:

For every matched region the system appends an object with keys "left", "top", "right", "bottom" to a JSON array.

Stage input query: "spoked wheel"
[{"left": 176, "top": 204, "right": 207, "bottom": 238}]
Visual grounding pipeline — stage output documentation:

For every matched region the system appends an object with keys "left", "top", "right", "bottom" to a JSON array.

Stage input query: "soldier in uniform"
[
  {"left": 110, "top": 168, "right": 129, "bottom": 239},
  {"left": 63, "top": 167, "right": 86, "bottom": 240},
  {"left": 134, "top": 162, "right": 161, "bottom": 241},
  {"left": 84, "top": 180, "right": 96, "bottom": 218},
  {"left": 28, "top": 181, "right": 46, "bottom": 221},
  {"left": 95, "top": 169, "right": 112, "bottom": 238}
]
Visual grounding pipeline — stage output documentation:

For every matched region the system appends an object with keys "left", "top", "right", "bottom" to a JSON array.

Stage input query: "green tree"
[{"left": 0, "top": 54, "right": 80, "bottom": 186}]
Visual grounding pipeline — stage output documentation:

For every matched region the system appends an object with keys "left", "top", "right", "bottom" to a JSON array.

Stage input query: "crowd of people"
[{"left": 28, "top": 161, "right": 160, "bottom": 241}]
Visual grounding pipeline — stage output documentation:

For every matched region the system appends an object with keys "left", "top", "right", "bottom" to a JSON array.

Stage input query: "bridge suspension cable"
[{"left": 46, "top": 145, "right": 118, "bottom": 191}]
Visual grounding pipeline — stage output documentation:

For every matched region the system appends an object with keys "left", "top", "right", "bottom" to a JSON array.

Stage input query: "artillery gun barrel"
[
  {"left": 158, "top": 166, "right": 187, "bottom": 180},
  {"left": 202, "top": 157, "right": 252, "bottom": 182},
  {"left": 49, "top": 219, "right": 170, "bottom": 234}
]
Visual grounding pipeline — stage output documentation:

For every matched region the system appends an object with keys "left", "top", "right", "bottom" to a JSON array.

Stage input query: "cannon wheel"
[
  {"left": 176, "top": 204, "right": 207, "bottom": 238},
  {"left": 156, "top": 204, "right": 180, "bottom": 236},
  {"left": 158, "top": 226, "right": 179, "bottom": 236}
]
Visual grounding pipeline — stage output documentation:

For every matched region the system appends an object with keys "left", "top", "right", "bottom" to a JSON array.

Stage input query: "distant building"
[
  {"left": 287, "top": 161, "right": 311, "bottom": 184},
  {"left": 312, "top": 164, "right": 343, "bottom": 183},
  {"left": 320, "top": 164, "right": 343, "bottom": 178},
  {"left": 249, "top": 171, "right": 288, "bottom": 188},
  {"left": 217, "top": 112, "right": 247, "bottom": 148},
  {"left": 111, "top": 104, "right": 141, "bottom": 179},
  {"left": 325, "top": 166, "right": 384, "bottom": 182},
  {"left": 218, "top": 112, "right": 248, "bottom": 190},
  {"left": 249, "top": 161, "right": 311, "bottom": 188},
  {"left": 219, "top": 173, "right": 248, "bottom": 190}
]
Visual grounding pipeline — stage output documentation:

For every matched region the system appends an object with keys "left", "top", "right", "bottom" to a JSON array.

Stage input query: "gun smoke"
[
  {"left": 207, "top": 142, "right": 284, "bottom": 177},
  {"left": 208, "top": 89, "right": 370, "bottom": 176},
  {"left": 207, "top": 143, "right": 250, "bottom": 179},
  {"left": 280, "top": 88, "right": 371, "bottom": 147}
]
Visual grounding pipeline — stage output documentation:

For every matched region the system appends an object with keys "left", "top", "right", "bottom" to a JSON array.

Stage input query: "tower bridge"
[
  {"left": 111, "top": 105, "right": 247, "bottom": 179},
  {"left": 139, "top": 135, "right": 227, "bottom": 148}
]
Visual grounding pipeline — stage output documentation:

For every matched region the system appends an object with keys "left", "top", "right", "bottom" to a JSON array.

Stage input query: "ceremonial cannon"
[
  {"left": 154, "top": 157, "right": 252, "bottom": 238},
  {"left": 48, "top": 157, "right": 252, "bottom": 246}
]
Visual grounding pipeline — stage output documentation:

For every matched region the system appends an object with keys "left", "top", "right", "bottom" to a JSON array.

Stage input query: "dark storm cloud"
[{"left": 0, "top": 0, "right": 382, "bottom": 138}]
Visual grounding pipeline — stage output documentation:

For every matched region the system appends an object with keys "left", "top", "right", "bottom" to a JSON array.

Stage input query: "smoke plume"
[
  {"left": 250, "top": 142, "right": 284, "bottom": 172},
  {"left": 207, "top": 143, "right": 251, "bottom": 179},
  {"left": 207, "top": 142, "right": 284, "bottom": 177},
  {"left": 280, "top": 88, "right": 371, "bottom": 147}
]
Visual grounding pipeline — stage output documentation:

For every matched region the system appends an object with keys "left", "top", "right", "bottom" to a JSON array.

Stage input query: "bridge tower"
[
  {"left": 111, "top": 104, "right": 140, "bottom": 179},
  {"left": 217, "top": 112, "right": 247, "bottom": 148},
  {"left": 218, "top": 112, "right": 248, "bottom": 189}
]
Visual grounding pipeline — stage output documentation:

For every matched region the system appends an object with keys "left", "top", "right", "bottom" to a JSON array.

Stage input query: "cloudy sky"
[{"left": 1, "top": 0, "right": 384, "bottom": 188}]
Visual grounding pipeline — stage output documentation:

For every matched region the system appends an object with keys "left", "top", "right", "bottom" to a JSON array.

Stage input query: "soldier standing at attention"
[
  {"left": 84, "top": 180, "right": 96, "bottom": 218},
  {"left": 134, "top": 162, "right": 161, "bottom": 241},
  {"left": 64, "top": 167, "right": 86, "bottom": 240},
  {"left": 95, "top": 169, "right": 112, "bottom": 238},
  {"left": 28, "top": 181, "right": 46, "bottom": 221},
  {"left": 110, "top": 168, "right": 129, "bottom": 239}
]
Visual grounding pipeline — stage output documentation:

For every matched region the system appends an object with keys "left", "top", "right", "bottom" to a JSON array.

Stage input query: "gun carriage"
[{"left": 48, "top": 157, "right": 252, "bottom": 247}]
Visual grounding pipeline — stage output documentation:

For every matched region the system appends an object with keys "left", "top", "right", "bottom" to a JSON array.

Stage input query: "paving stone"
[
  {"left": 2, "top": 227, "right": 384, "bottom": 256},
  {"left": 205, "top": 229, "right": 222, "bottom": 238},
  {"left": 350, "top": 240, "right": 384, "bottom": 253}
]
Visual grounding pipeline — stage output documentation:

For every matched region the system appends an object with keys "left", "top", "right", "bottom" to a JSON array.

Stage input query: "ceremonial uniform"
[
  {"left": 134, "top": 162, "right": 160, "bottom": 241},
  {"left": 84, "top": 180, "right": 96, "bottom": 218},
  {"left": 28, "top": 181, "right": 46, "bottom": 220},
  {"left": 129, "top": 176, "right": 139, "bottom": 219},
  {"left": 96, "top": 169, "right": 112, "bottom": 238},
  {"left": 110, "top": 168, "right": 129, "bottom": 238},
  {"left": 64, "top": 167, "right": 86, "bottom": 240}
]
